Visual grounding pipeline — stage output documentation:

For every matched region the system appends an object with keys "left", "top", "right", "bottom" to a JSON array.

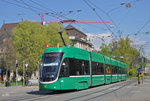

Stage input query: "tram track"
[
  {"left": 65, "top": 80, "right": 136, "bottom": 101},
  {"left": 0, "top": 80, "right": 137, "bottom": 101},
  {"left": 25, "top": 80, "right": 136, "bottom": 101}
]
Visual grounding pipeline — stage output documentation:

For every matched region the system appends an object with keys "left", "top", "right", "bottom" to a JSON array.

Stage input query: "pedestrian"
[
  {"left": 25, "top": 75, "right": 29, "bottom": 86},
  {"left": 5, "top": 80, "right": 11, "bottom": 87}
]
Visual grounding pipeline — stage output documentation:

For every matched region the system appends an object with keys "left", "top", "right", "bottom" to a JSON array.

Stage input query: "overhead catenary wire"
[
  {"left": 134, "top": 19, "right": 150, "bottom": 36},
  {"left": 1, "top": 0, "right": 113, "bottom": 37},
  {"left": 28, "top": 0, "right": 93, "bottom": 33},
  {"left": 83, "top": 0, "right": 117, "bottom": 38},
  {"left": 16, "top": 0, "right": 62, "bottom": 19},
  {"left": 1, "top": 0, "right": 64, "bottom": 20},
  {"left": 0, "top": 0, "right": 40, "bottom": 14},
  {"left": 29, "top": 0, "right": 74, "bottom": 20},
  {"left": 87, "top": 0, "right": 123, "bottom": 36}
]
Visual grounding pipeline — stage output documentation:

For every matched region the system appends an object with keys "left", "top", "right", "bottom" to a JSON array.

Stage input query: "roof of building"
[
  {"left": 0, "top": 23, "right": 18, "bottom": 36},
  {"left": 65, "top": 25, "right": 87, "bottom": 38},
  {"left": 0, "top": 23, "right": 18, "bottom": 47}
]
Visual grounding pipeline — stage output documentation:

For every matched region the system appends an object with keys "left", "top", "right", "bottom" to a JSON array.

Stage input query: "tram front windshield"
[{"left": 40, "top": 52, "right": 63, "bottom": 82}]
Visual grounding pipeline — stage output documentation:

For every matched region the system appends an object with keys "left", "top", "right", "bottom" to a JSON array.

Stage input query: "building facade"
[
  {"left": 0, "top": 23, "right": 18, "bottom": 81},
  {"left": 65, "top": 25, "right": 93, "bottom": 51},
  {"left": 0, "top": 23, "right": 94, "bottom": 81}
]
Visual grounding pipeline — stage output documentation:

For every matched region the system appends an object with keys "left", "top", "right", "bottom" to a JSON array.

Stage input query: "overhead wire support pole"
[
  {"left": 16, "top": 60, "right": 18, "bottom": 86},
  {"left": 142, "top": 56, "right": 143, "bottom": 84},
  {"left": 23, "top": 61, "right": 25, "bottom": 86},
  {"left": 141, "top": 47, "right": 144, "bottom": 84}
]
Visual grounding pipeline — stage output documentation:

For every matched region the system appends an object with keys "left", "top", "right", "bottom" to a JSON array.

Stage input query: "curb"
[{"left": 23, "top": 86, "right": 39, "bottom": 89}]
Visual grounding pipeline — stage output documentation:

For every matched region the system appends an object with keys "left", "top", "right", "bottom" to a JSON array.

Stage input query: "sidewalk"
[
  {"left": 0, "top": 82, "right": 38, "bottom": 88},
  {"left": 125, "top": 76, "right": 150, "bottom": 101},
  {"left": 0, "top": 83, "right": 4, "bottom": 87},
  {"left": 138, "top": 76, "right": 150, "bottom": 87}
]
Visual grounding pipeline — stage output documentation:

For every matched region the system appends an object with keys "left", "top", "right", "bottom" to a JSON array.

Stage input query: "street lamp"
[{"left": 120, "top": 3, "right": 131, "bottom": 8}]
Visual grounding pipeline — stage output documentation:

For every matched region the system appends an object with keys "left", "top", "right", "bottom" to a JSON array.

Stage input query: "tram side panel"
[
  {"left": 59, "top": 49, "right": 90, "bottom": 90},
  {"left": 104, "top": 56, "right": 111, "bottom": 84},
  {"left": 90, "top": 52, "right": 105, "bottom": 86},
  {"left": 111, "top": 58, "right": 118, "bottom": 83}
]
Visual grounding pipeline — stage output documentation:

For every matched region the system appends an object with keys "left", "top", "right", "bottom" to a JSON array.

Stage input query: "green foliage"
[
  {"left": 98, "top": 43, "right": 112, "bottom": 57},
  {"left": 0, "top": 81, "right": 5, "bottom": 84},
  {"left": 139, "top": 57, "right": 147, "bottom": 68},
  {"left": 98, "top": 37, "right": 140, "bottom": 74},
  {"left": 10, "top": 81, "right": 23, "bottom": 86},
  {"left": 12, "top": 21, "right": 71, "bottom": 76},
  {"left": 128, "top": 68, "right": 137, "bottom": 76}
]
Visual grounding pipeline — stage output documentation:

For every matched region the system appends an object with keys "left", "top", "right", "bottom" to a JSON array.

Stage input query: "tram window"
[
  {"left": 69, "top": 58, "right": 76, "bottom": 75},
  {"left": 84, "top": 60, "right": 90, "bottom": 75},
  {"left": 59, "top": 58, "right": 69, "bottom": 77},
  {"left": 92, "top": 62, "right": 104, "bottom": 75},
  {"left": 118, "top": 67, "right": 121, "bottom": 74},
  {"left": 112, "top": 66, "right": 117, "bottom": 74},
  {"left": 113, "top": 66, "right": 116, "bottom": 74},
  {"left": 115, "top": 66, "right": 117, "bottom": 74},
  {"left": 117, "top": 66, "right": 119, "bottom": 74},
  {"left": 69, "top": 58, "right": 90, "bottom": 76},
  {"left": 100, "top": 63, "right": 104, "bottom": 74},
  {"left": 76, "top": 59, "right": 83, "bottom": 75},
  {"left": 106, "top": 64, "right": 111, "bottom": 75},
  {"left": 122, "top": 68, "right": 124, "bottom": 74},
  {"left": 92, "top": 62, "right": 97, "bottom": 75},
  {"left": 123, "top": 68, "right": 125, "bottom": 74},
  {"left": 112, "top": 66, "right": 114, "bottom": 74}
]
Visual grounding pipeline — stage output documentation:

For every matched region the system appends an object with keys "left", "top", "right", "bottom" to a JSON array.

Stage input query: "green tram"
[{"left": 39, "top": 46, "right": 127, "bottom": 91}]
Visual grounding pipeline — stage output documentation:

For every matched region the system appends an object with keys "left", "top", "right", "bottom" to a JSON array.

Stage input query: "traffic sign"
[
  {"left": 25, "top": 64, "right": 28, "bottom": 68},
  {"left": 24, "top": 64, "right": 28, "bottom": 70},
  {"left": 0, "top": 69, "right": 2, "bottom": 74},
  {"left": 137, "top": 68, "right": 141, "bottom": 72}
]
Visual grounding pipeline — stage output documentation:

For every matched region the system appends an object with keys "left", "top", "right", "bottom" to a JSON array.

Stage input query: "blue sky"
[{"left": 0, "top": 0, "right": 150, "bottom": 59}]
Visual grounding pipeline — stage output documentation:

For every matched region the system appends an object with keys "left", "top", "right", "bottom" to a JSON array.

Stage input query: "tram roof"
[{"left": 44, "top": 46, "right": 89, "bottom": 60}]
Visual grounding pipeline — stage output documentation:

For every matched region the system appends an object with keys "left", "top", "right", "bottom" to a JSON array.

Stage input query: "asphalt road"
[{"left": 0, "top": 77, "right": 150, "bottom": 101}]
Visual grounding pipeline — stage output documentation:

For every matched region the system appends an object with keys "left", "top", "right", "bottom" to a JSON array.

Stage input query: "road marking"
[
  {"left": 2, "top": 93, "right": 10, "bottom": 97},
  {"left": 143, "top": 83, "right": 150, "bottom": 84},
  {"left": 126, "top": 86, "right": 137, "bottom": 88},
  {"left": 108, "top": 86, "right": 121, "bottom": 90},
  {"left": 91, "top": 92, "right": 105, "bottom": 96},
  {"left": 131, "top": 91, "right": 141, "bottom": 93}
]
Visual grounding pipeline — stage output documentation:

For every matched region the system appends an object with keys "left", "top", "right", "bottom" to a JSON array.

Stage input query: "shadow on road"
[{"left": 27, "top": 90, "right": 77, "bottom": 95}]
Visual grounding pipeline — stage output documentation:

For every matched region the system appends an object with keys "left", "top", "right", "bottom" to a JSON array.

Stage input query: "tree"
[
  {"left": 12, "top": 21, "right": 71, "bottom": 76},
  {"left": 98, "top": 37, "right": 140, "bottom": 74},
  {"left": 98, "top": 43, "right": 112, "bottom": 57}
]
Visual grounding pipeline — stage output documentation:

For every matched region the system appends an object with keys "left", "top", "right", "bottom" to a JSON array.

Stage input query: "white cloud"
[
  {"left": 86, "top": 33, "right": 150, "bottom": 60},
  {"left": 86, "top": 32, "right": 112, "bottom": 50},
  {"left": 130, "top": 37, "right": 146, "bottom": 46},
  {"left": 130, "top": 37, "right": 150, "bottom": 60}
]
